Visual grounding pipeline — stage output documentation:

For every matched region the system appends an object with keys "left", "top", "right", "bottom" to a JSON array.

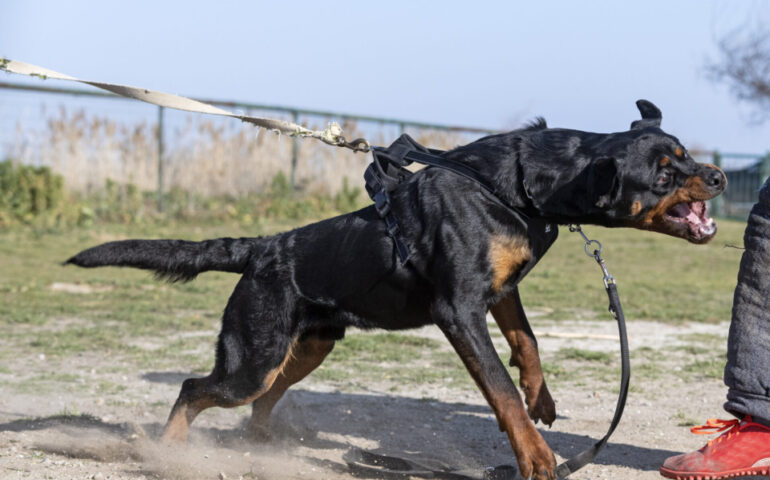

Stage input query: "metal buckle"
[
  {"left": 373, "top": 191, "right": 391, "bottom": 217},
  {"left": 384, "top": 214, "right": 400, "bottom": 235}
]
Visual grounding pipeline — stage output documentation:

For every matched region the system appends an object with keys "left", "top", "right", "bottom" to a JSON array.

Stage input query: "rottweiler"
[{"left": 66, "top": 100, "right": 725, "bottom": 480}]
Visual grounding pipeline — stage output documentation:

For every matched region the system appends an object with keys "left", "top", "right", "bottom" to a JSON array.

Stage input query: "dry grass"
[{"left": 7, "top": 107, "right": 483, "bottom": 197}]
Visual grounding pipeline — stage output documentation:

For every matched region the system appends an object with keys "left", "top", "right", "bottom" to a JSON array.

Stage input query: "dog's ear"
[
  {"left": 590, "top": 156, "right": 620, "bottom": 209},
  {"left": 630, "top": 99, "right": 662, "bottom": 129},
  {"left": 521, "top": 156, "right": 621, "bottom": 217}
]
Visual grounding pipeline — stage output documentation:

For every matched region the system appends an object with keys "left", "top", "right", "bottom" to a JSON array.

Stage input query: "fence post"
[
  {"left": 157, "top": 106, "right": 165, "bottom": 212},
  {"left": 761, "top": 152, "right": 770, "bottom": 188},
  {"left": 712, "top": 150, "right": 723, "bottom": 218},
  {"left": 290, "top": 110, "right": 299, "bottom": 190}
]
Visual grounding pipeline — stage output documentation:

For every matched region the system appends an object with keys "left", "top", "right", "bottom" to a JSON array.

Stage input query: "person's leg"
[
  {"left": 724, "top": 177, "right": 770, "bottom": 427},
  {"left": 660, "top": 179, "right": 770, "bottom": 479}
]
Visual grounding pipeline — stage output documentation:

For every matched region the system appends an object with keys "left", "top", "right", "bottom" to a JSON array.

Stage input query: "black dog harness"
[
  {"left": 364, "top": 134, "right": 556, "bottom": 265},
  {"left": 359, "top": 135, "right": 631, "bottom": 480}
]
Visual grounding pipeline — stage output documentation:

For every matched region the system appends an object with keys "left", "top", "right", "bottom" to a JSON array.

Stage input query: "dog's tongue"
[
  {"left": 684, "top": 208, "right": 702, "bottom": 225},
  {"left": 668, "top": 201, "right": 716, "bottom": 238},
  {"left": 669, "top": 203, "right": 691, "bottom": 218}
]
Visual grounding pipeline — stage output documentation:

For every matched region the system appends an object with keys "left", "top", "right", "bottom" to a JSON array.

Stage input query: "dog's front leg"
[
  {"left": 491, "top": 289, "right": 556, "bottom": 426},
  {"left": 435, "top": 302, "right": 556, "bottom": 480}
]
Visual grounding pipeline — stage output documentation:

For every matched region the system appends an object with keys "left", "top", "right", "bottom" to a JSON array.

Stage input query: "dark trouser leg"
[{"left": 724, "top": 177, "right": 770, "bottom": 427}]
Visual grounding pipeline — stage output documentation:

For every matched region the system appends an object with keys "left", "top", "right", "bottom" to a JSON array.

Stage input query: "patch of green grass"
[
  {"left": 518, "top": 219, "right": 745, "bottom": 323},
  {"left": 678, "top": 332, "right": 726, "bottom": 346},
  {"left": 313, "top": 336, "right": 473, "bottom": 390},
  {"left": 0, "top": 217, "right": 749, "bottom": 394},
  {"left": 96, "top": 381, "right": 128, "bottom": 394},
  {"left": 541, "top": 361, "right": 567, "bottom": 378},
  {"left": 673, "top": 410, "right": 700, "bottom": 427},
  {"left": 34, "top": 372, "right": 80, "bottom": 382},
  {"left": 556, "top": 348, "right": 613, "bottom": 364},
  {"left": 681, "top": 357, "right": 726, "bottom": 380},
  {"left": 633, "top": 362, "right": 663, "bottom": 380},
  {"left": 328, "top": 332, "right": 441, "bottom": 364}
]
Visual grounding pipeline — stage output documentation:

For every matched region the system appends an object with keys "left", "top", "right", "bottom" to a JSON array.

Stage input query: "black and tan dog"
[{"left": 66, "top": 100, "right": 725, "bottom": 480}]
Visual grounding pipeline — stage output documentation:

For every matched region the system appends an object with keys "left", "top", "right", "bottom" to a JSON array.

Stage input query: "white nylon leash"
[{"left": 0, "top": 58, "right": 371, "bottom": 152}]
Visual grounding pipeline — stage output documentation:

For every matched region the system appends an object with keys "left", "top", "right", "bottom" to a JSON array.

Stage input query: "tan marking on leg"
[
  {"left": 246, "top": 337, "right": 299, "bottom": 404},
  {"left": 248, "top": 337, "right": 334, "bottom": 438},
  {"left": 462, "top": 361, "right": 555, "bottom": 479},
  {"left": 630, "top": 200, "right": 642, "bottom": 216},
  {"left": 162, "top": 398, "right": 216, "bottom": 443},
  {"left": 488, "top": 235, "right": 531, "bottom": 292},
  {"left": 162, "top": 337, "right": 299, "bottom": 443},
  {"left": 491, "top": 292, "right": 555, "bottom": 426}
]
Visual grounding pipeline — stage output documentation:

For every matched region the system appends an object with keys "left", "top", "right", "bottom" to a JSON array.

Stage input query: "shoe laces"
[{"left": 691, "top": 418, "right": 741, "bottom": 447}]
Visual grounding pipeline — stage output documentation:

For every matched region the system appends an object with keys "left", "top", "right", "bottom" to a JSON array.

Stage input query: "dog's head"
[{"left": 519, "top": 100, "right": 726, "bottom": 244}]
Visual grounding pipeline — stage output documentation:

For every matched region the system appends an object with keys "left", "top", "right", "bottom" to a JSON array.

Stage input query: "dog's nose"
[{"left": 706, "top": 168, "right": 726, "bottom": 191}]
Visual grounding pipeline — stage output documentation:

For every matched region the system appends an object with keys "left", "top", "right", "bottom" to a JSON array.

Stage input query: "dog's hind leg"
[
  {"left": 161, "top": 276, "right": 297, "bottom": 444},
  {"left": 246, "top": 335, "right": 335, "bottom": 441},
  {"left": 491, "top": 288, "right": 556, "bottom": 426}
]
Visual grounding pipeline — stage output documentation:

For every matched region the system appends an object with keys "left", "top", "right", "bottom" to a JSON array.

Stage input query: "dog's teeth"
[{"left": 700, "top": 219, "right": 716, "bottom": 236}]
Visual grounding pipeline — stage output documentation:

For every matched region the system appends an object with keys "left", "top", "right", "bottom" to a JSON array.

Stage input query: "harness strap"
[
  {"left": 402, "top": 150, "right": 498, "bottom": 196},
  {"left": 364, "top": 164, "right": 411, "bottom": 263},
  {"left": 364, "top": 134, "right": 521, "bottom": 264}
]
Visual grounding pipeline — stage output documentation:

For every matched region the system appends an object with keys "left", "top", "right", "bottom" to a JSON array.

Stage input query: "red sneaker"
[{"left": 660, "top": 416, "right": 770, "bottom": 480}]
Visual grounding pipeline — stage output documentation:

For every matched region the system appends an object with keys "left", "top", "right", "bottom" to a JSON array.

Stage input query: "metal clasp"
[
  {"left": 569, "top": 224, "right": 615, "bottom": 287},
  {"left": 336, "top": 136, "right": 371, "bottom": 153}
]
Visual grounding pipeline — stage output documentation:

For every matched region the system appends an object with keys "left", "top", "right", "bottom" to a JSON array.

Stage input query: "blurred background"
[
  {"left": 2, "top": 0, "right": 770, "bottom": 226},
  {"left": 3, "top": 4, "right": 770, "bottom": 479}
]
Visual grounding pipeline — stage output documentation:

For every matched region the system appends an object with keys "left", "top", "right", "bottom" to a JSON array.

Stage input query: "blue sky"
[{"left": 3, "top": 0, "right": 770, "bottom": 153}]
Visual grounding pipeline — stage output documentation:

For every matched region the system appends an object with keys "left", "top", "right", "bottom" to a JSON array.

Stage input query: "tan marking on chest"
[{"left": 489, "top": 235, "right": 532, "bottom": 292}]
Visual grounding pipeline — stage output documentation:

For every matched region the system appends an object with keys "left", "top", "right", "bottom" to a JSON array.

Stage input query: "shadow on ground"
[{"left": 1, "top": 386, "right": 712, "bottom": 475}]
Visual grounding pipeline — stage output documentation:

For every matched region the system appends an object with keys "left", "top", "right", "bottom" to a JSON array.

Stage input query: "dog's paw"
[
  {"left": 513, "top": 422, "right": 557, "bottom": 480},
  {"left": 245, "top": 424, "right": 272, "bottom": 443},
  {"left": 522, "top": 380, "right": 556, "bottom": 427}
]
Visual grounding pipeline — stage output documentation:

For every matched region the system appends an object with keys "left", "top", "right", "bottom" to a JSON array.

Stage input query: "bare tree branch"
[{"left": 706, "top": 25, "right": 770, "bottom": 123}]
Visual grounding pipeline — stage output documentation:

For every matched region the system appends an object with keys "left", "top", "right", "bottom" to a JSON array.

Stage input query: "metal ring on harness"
[{"left": 584, "top": 239, "right": 602, "bottom": 258}]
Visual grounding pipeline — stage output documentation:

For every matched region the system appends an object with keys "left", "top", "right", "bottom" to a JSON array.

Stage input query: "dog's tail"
[{"left": 64, "top": 237, "right": 258, "bottom": 282}]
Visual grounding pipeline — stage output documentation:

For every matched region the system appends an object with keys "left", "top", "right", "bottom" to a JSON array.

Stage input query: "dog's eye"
[{"left": 656, "top": 170, "right": 672, "bottom": 185}]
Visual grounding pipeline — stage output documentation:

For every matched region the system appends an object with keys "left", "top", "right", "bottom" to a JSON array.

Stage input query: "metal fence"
[
  {"left": 710, "top": 151, "right": 770, "bottom": 218},
  {"left": 0, "top": 81, "right": 494, "bottom": 210},
  {"left": 1, "top": 81, "right": 767, "bottom": 218}
]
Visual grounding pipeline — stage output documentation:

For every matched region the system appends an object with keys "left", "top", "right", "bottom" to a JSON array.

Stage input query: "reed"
[{"left": 7, "top": 107, "right": 478, "bottom": 199}]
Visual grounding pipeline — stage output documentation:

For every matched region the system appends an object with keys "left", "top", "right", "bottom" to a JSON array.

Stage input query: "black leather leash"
[
  {"left": 554, "top": 225, "right": 631, "bottom": 479},
  {"left": 355, "top": 137, "right": 632, "bottom": 479}
]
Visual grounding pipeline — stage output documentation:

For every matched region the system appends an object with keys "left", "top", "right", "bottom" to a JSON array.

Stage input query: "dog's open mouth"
[{"left": 664, "top": 201, "right": 716, "bottom": 241}]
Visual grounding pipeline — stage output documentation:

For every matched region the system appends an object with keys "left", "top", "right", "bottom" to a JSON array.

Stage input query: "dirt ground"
[{"left": 1, "top": 314, "right": 768, "bottom": 480}]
